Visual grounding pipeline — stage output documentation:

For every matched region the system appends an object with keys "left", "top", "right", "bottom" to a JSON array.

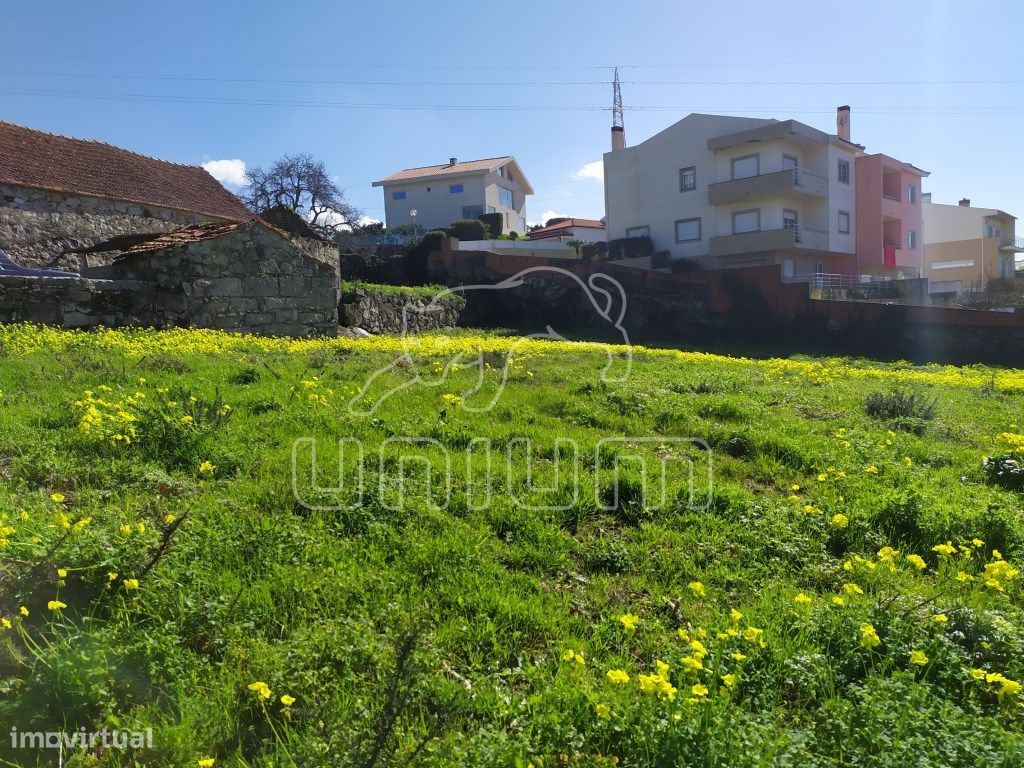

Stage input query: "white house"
[
  {"left": 603, "top": 111, "right": 866, "bottom": 276},
  {"left": 372, "top": 156, "right": 533, "bottom": 235},
  {"left": 527, "top": 217, "right": 606, "bottom": 243}
]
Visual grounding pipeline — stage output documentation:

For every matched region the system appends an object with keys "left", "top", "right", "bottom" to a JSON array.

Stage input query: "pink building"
[{"left": 855, "top": 153, "right": 929, "bottom": 276}]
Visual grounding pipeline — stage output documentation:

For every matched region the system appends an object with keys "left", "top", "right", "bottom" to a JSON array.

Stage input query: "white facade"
[
  {"left": 527, "top": 219, "right": 607, "bottom": 243},
  {"left": 922, "top": 200, "right": 1020, "bottom": 292},
  {"left": 603, "top": 113, "right": 862, "bottom": 274},
  {"left": 373, "top": 157, "right": 532, "bottom": 235}
]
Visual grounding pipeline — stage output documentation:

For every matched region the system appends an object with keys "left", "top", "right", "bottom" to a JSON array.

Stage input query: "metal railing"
[
  {"left": 1000, "top": 234, "right": 1024, "bottom": 251},
  {"left": 784, "top": 272, "right": 899, "bottom": 299},
  {"left": 708, "top": 167, "right": 828, "bottom": 205}
]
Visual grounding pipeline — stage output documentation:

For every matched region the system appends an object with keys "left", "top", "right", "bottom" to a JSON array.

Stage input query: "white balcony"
[
  {"left": 709, "top": 225, "right": 829, "bottom": 258},
  {"left": 707, "top": 168, "right": 828, "bottom": 206}
]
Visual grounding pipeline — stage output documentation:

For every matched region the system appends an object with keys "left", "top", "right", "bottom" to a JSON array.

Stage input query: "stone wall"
[
  {"left": 85, "top": 221, "right": 338, "bottom": 337},
  {"left": 0, "top": 184, "right": 218, "bottom": 269},
  {"left": 0, "top": 275, "right": 165, "bottom": 328},
  {"left": 339, "top": 286, "right": 465, "bottom": 333}
]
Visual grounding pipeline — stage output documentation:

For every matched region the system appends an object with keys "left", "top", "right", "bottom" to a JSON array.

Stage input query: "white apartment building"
[
  {"left": 372, "top": 156, "right": 532, "bottom": 235},
  {"left": 603, "top": 110, "right": 865, "bottom": 276}
]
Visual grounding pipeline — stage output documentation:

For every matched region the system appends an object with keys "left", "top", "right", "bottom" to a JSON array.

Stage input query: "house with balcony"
[
  {"left": 372, "top": 156, "right": 532, "bottom": 236},
  {"left": 604, "top": 110, "right": 864, "bottom": 276},
  {"left": 854, "top": 154, "right": 929, "bottom": 277},
  {"left": 922, "top": 197, "right": 1022, "bottom": 295}
]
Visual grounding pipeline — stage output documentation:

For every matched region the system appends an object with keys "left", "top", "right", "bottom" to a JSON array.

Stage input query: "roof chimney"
[
  {"left": 959, "top": 198, "right": 971, "bottom": 207},
  {"left": 836, "top": 105, "right": 851, "bottom": 142},
  {"left": 611, "top": 126, "right": 625, "bottom": 152},
  {"left": 448, "top": 157, "right": 457, "bottom": 166}
]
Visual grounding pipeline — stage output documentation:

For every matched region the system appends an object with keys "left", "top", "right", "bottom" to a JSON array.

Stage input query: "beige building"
[
  {"left": 373, "top": 156, "right": 532, "bottom": 236},
  {"left": 922, "top": 197, "right": 1022, "bottom": 295}
]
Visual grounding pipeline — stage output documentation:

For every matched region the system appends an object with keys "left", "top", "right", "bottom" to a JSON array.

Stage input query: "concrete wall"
[{"left": 0, "top": 183, "right": 219, "bottom": 268}]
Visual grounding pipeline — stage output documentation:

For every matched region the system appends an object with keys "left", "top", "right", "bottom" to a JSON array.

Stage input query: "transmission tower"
[{"left": 611, "top": 67, "right": 625, "bottom": 150}]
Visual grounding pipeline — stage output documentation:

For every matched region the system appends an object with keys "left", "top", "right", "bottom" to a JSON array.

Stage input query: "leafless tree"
[{"left": 241, "top": 153, "right": 361, "bottom": 237}]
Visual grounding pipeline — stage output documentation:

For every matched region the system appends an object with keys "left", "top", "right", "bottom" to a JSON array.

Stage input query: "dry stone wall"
[{"left": 339, "top": 286, "right": 465, "bottom": 333}]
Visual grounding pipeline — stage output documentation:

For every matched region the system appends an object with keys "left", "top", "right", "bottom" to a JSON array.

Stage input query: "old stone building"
[
  {"left": 77, "top": 220, "right": 338, "bottom": 336},
  {"left": 0, "top": 120, "right": 253, "bottom": 268}
]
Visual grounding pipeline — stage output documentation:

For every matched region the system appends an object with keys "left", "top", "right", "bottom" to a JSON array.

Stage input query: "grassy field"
[{"left": 0, "top": 323, "right": 1022, "bottom": 767}]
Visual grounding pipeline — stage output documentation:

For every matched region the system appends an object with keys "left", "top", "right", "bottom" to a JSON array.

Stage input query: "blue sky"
[{"left": 2, "top": 1, "right": 1022, "bottom": 225}]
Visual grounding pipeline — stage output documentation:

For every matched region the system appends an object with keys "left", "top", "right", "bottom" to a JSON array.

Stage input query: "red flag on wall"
[{"left": 883, "top": 244, "right": 897, "bottom": 269}]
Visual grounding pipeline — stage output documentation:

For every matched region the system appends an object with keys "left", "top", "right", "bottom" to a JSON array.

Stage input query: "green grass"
[
  {"left": 340, "top": 280, "right": 462, "bottom": 303},
  {"left": 0, "top": 324, "right": 1022, "bottom": 767}
]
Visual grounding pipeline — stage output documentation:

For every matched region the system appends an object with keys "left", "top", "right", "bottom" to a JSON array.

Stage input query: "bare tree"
[{"left": 242, "top": 153, "right": 361, "bottom": 237}]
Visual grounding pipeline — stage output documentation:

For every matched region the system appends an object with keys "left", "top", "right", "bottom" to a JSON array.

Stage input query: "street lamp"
[{"left": 410, "top": 209, "right": 418, "bottom": 238}]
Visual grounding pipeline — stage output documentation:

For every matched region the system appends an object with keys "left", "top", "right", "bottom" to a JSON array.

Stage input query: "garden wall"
[
  {"left": 0, "top": 274, "right": 164, "bottom": 328},
  {"left": 339, "top": 285, "right": 465, "bottom": 333}
]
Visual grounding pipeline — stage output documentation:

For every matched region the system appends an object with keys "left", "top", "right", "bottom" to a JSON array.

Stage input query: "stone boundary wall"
[
  {"left": 339, "top": 286, "right": 465, "bottom": 333},
  {"left": 1, "top": 184, "right": 218, "bottom": 269},
  {"left": 0, "top": 275, "right": 164, "bottom": 328}
]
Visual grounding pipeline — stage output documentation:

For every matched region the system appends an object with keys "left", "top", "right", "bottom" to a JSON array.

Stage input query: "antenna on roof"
[{"left": 611, "top": 67, "right": 625, "bottom": 151}]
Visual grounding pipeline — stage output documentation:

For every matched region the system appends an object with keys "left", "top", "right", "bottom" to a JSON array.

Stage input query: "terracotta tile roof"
[
  {"left": 117, "top": 221, "right": 247, "bottom": 257},
  {"left": 372, "top": 156, "right": 513, "bottom": 184},
  {"left": 0, "top": 120, "right": 253, "bottom": 221},
  {"left": 527, "top": 218, "right": 606, "bottom": 239}
]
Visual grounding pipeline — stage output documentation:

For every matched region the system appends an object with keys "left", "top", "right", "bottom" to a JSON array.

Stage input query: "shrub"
[
  {"left": 447, "top": 218, "right": 488, "bottom": 241},
  {"left": 865, "top": 389, "right": 938, "bottom": 422},
  {"left": 476, "top": 212, "right": 503, "bottom": 238},
  {"left": 670, "top": 258, "right": 701, "bottom": 273},
  {"left": 607, "top": 235, "right": 654, "bottom": 261},
  {"left": 581, "top": 241, "right": 608, "bottom": 261},
  {"left": 982, "top": 455, "right": 1024, "bottom": 492}
]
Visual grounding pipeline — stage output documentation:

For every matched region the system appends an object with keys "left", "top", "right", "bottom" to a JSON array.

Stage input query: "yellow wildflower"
[
  {"left": 859, "top": 623, "right": 881, "bottom": 649},
  {"left": 742, "top": 626, "right": 764, "bottom": 645},
  {"left": 198, "top": 760, "right": 215, "bottom": 768},
  {"left": 107, "top": 572, "right": 118, "bottom": 582},
  {"left": 123, "top": 578, "right": 140, "bottom": 590},
  {"left": 247, "top": 681, "right": 272, "bottom": 700},
  {"left": 955, "top": 571, "right": 974, "bottom": 583},
  {"left": 594, "top": 703, "right": 611, "bottom": 719},
  {"left": 681, "top": 656, "right": 704, "bottom": 673},
  {"left": 721, "top": 673, "right": 737, "bottom": 687},
  {"left": 1, "top": 618, "right": 11, "bottom": 629},
  {"left": 688, "top": 581, "right": 706, "bottom": 598},
  {"left": 932, "top": 542, "right": 956, "bottom": 556},
  {"left": 199, "top": 461, "right": 215, "bottom": 476},
  {"left": 56, "top": 568, "right": 67, "bottom": 578},
  {"left": 47, "top": 600, "right": 67, "bottom": 611},
  {"left": 832, "top": 596, "right": 846, "bottom": 606},
  {"left": 689, "top": 640, "right": 708, "bottom": 658},
  {"left": 843, "top": 583, "right": 864, "bottom": 596},
  {"left": 932, "top": 614, "right": 948, "bottom": 623},
  {"left": 50, "top": 492, "right": 65, "bottom": 503},
  {"left": 906, "top": 554, "right": 926, "bottom": 571},
  {"left": 19, "top": 606, "right": 28, "bottom": 617},
  {"left": 865, "top": 465, "right": 879, "bottom": 475},
  {"left": 280, "top": 694, "right": 295, "bottom": 707},
  {"left": 908, "top": 650, "right": 929, "bottom": 666},
  {"left": 691, "top": 683, "right": 709, "bottom": 697},
  {"left": 831, "top": 513, "right": 849, "bottom": 529},
  {"left": 970, "top": 668, "right": 987, "bottom": 681},
  {"left": 731, "top": 652, "right": 748, "bottom": 661},
  {"left": 606, "top": 669, "right": 630, "bottom": 685},
  {"left": 794, "top": 592, "right": 813, "bottom": 606},
  {"left": 619, "top": 613, "right": 639, "bottom": 632},
  {"left": 730, "top": 608, "right": 743, "bottom": 624},
  {"left": 972, "top": 538, "right": 984, "bottom": 548}
]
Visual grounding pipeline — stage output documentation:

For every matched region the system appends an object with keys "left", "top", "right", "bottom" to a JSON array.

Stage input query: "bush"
[
  {"left": 607, "top": 235, "right": 655, "bottom": 261},
  {"left": 865, "top": 389, "right": 938, "bottom": 422},
  {"left": 983, "top": 455, "right": 1024, "bottom": 491},
  {"left": 476, "top": 212, "right": 503, "bottom": 238},
  {"left": 581, "top": 241, "right": 608, "bottom": 261},
  {"left": 447, "top": 219, "right": 488, "bottom": 241},
  {"left": 670, "top": 258, "right": 701, "bottom": 273}
]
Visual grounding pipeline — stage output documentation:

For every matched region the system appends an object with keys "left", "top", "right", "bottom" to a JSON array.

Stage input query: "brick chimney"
[
  {"left": 959, "top": 198, "right": 971, "bottom": 207},
  {"left": 836, "top": 105, "right": 851, "bottom": 142}
]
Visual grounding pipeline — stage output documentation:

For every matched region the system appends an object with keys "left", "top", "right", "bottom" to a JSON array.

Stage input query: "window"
[
  {"left": 449, "top": 183, "right": 464, "bottom": 194},
  {"left": 497, "top": 186, "right": 514, "bottom": 209},
  {"left": 391, "top": 190, "right": 406, "bottom": 200},
  {"left": 838, "top": 210, "right": 850, "bottom": 234},
  {"left": 675, "top": 218, "right": 701, "bottom": 242},
  {"left": 837, "top": 159, "right": 850, "bottom": 184},
  {"left": 783, "top": 209, "right": 798, "bottom": 229},
  {"left": 486, "top": 205, "right": 496, "bottom": 214},
  {"left": 782, "top": 154, "right": 798, "bottom": 170},
  {"left": 462, "top": 205, "right": 484, "bottom": 218},
  {"left": 507, "top": 169, "right": 514, "bottom": 183},
  {"left": 518, "top": 217, "right": 526, "bottom": 231},
  {"left": 625, "top": 225, "right": 650, "bottom": 238},
  {"left": 907, "top": 184, "right": 916, "bottom": 203},
  {"left": 731, "top": 154, "right": 759, "bottom": 180},
  {"left": 496, "top": 167, "right": 505, "bottom": 178},
  {"left": 987, "top": 223, "right": 1001, "bottom": 238},
  {"left": 679, "top": 166, "right": 696, "bottom": 191},
  {"left": 907, "top": 230, "right": 917, "bottom": 249},
  {"left": 815, "top": 261, "right": 825, "bottom": 275},
  {"left": 732, "top": 209, "right": 760, "bottom": 234}
]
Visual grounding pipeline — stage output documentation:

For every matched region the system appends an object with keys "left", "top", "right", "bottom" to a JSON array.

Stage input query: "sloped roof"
[
  {"left": 0, "top": 120, "right": 253, "bottom": 221},
  {"left": 528, "top": 217, "right": 605, "bottom": 239},
  {"left": 115, "top": 221, "right": 248, "bottom": 257},
  {"left": 372, "top": 155, "right": 533, "bottom": 193}
]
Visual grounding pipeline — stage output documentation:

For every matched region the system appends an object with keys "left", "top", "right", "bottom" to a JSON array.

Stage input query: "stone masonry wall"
[
  {"left": 1, "top": 184, "right": 218, "bottom": 269},
  {"left": 339, "top": 287, "right": 465, "bottom": 333},
  {"left": 0, "top": 275, "right": 165, "bottom": 328},
  {"left": 96, "top": 222, "right": 339, "bottom": 337}
]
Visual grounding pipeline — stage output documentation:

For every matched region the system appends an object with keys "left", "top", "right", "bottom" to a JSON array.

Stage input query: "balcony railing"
[
  {"left": 707, "top": 167, "right": 828, "bottom": 205},
  {"left": 710, "top": 225, "right": 828, "bottom": 258},
  {"left": 1000, "top": 234, "right": 1024, "bottom": 252}
]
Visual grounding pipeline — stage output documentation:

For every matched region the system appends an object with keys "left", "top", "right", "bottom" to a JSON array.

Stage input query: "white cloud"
[
  {"left": 202, "top": 158, "right": 249, "bottom": 187},
  {"left": 570, "top": 160, "right": 604, "bottom": 182},
  {"left": 357, "top": 215, "right": 382, "bottom": 226},
  {"left": 535, "top": 210, "right": 568, "bottom": 227}
]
